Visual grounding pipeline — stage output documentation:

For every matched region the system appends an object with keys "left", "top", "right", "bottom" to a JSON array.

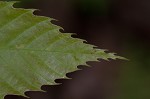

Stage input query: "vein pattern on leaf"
[{"left": 0, "top": 1, "right": 124, "bottom": 99}]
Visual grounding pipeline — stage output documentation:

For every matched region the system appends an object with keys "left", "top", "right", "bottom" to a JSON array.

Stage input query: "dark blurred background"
[{"left": 4, "top": 0, "right": 150, "bottom": 99}]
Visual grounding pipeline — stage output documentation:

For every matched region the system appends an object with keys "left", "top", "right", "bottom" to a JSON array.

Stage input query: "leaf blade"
[{"left": 0, "top": 1, "right": 124, "bottom": 99}]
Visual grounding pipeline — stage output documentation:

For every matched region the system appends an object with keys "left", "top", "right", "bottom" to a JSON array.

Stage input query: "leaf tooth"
[{"left": 0, "top": 1, "right": 17, "bottom": 7}]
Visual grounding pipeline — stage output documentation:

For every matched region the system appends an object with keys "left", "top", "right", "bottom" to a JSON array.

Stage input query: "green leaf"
[{"left": 0, "top": 1, "right": 125, "bottom": 99}]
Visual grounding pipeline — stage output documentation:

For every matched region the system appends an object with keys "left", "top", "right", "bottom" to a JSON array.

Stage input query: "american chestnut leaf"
[{"left": 0, "top": 1, "right": 125, "bottom": 99}]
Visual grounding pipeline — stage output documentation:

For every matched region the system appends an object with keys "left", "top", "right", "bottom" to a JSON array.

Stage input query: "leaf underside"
[{"left": 0, "top": 1, "right": 124, "bottom": 99}]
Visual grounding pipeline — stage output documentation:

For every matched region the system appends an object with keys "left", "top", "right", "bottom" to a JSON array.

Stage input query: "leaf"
[{"left": 0, "top": 1, "right": 125, "bottom": 99}]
